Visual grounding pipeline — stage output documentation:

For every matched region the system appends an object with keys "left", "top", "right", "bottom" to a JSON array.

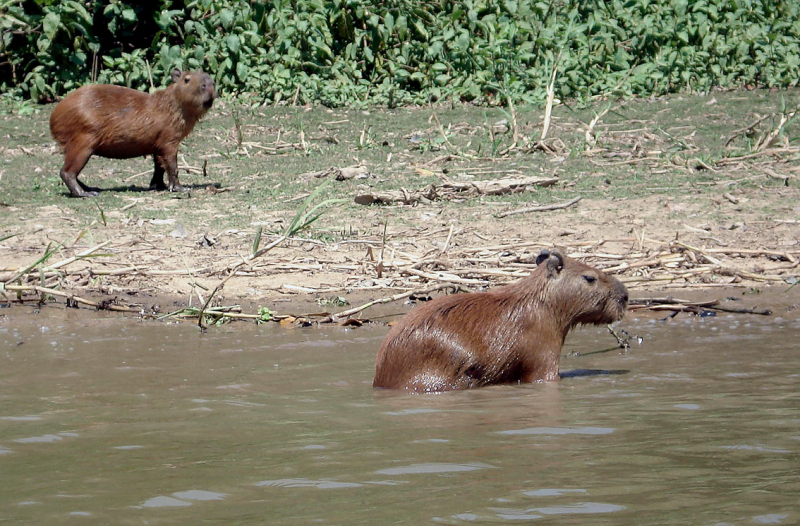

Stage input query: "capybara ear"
[
  {"left": 171, "top": 69, "right": 183, "bottom": 83},
  {"left": 549, "top": 251, "right": 565, "bottom": 273},
  {"left": 538, "top": 250, "right": 564, "bottom": 278},
  {"left": 535, "top": 249, "right": 551, "bottom": 266}
]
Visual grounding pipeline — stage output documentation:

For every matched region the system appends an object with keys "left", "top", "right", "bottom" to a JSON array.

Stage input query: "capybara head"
[
  {"left": 534, "top": 249, "right": 628, "bottom": 327},
  {"left": 171, "top": 68, "right": 216, "bottom": 112}
]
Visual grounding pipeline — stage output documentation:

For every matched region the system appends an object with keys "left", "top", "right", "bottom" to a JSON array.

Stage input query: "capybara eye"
[
  {"left": 184, "top": 78, "right": 190, "bottom": 83},
  {"left": 583, "top": 275, "right": 597, "bottom": 284}
]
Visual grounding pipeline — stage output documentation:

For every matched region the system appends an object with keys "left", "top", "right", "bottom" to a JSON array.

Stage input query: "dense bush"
[{"left": 2, "top": 0, "right": 799, "bottom": 106}]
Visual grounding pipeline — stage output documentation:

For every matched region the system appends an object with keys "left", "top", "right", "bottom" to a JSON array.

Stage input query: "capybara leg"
[
  {"left": 149, "top": 157, "right": 167, "bottom": 191},
  {"left": 161, "top": 150, "right": 187, "bottom": 193},
  {"left": 59, "top": 149, "right": 95, "bottom": 198}
]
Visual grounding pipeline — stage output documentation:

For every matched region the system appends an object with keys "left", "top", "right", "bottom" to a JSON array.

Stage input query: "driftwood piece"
[{"left": 354, "top": 176, "right": 559, "bottom": 205}]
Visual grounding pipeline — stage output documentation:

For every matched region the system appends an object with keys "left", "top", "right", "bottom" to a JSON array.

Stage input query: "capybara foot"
[
  {"left": 149, "top": 181, "right": 168, "bottom": 191},
  {"left": 62, "top": 176, "right": 98, "bottom": 198},
  {"left": 78, "top": 181, "right": 100, "bottom": 194},
  {"left": 71, "top": 188, "right": 99, "bottom": 198},
  {"left": 169, "top": 183, "right": 189, "bottom": 193}
]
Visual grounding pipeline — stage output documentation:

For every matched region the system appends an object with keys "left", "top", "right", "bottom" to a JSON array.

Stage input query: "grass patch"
[{"left": 0, "top": 89, "right": 798, "bottom": 241}]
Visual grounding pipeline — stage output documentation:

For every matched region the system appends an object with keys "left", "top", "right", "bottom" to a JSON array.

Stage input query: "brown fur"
[
  {"left": 373, "top": 249, "right": 629, "bottom": 393},
  {"left": 49, "top": 69, "right": 216, "bottom": 197}
]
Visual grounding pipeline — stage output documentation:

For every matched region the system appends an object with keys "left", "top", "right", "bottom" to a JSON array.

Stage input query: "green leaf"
[
  {"left": 227, "top": 34, "right": 240, "bottom": 54},
  {"left": 219, "top": 9, "right": 235, "bottom": 29},
  {"left": 65, "top": 1, "right": 92, "bottom": 24},
  {"left": 236, "top": 61, "right": 248, "bottom": 79},
  {"left": 121, "top": 8, "right": 137, "bottom": 23},
  {"left": 42, "top": 12, "right": 60, "bottom": 40},
  {"left": 36, "top": 35, "right": 51, "bottom": 53}
]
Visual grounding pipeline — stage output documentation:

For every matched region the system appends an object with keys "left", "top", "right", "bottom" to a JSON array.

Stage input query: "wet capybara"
[
  {"left": 49, "top": 69, "right": 216, "bottom": 197},
  {"left": 374, "top": 249, "right": 629, "bottom": 392}
]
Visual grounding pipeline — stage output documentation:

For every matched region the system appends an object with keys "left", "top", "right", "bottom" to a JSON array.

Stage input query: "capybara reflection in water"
[
  {"left": 49, "top": 69, "right": 216, "bottom": 197},
  {"left": 374, "top": 249, "right": 629, "bottom": 392}
]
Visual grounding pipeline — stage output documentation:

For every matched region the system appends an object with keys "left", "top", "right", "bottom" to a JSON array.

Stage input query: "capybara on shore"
[
  {"left": 49, "top": 69, "right": 216, "bottom": 197},
  {"left": 374, "top": 249, "right": 629, "bottom": 392}
]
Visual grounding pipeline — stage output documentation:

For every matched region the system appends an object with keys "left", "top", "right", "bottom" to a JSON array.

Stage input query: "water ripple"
[
  {"left": 172, "top": 490, "right": 227, "bottom": 501},
  {"left": 14, "top": 434, "right": 63, "bottom": 444},
  {"left": 257, "top": 478, "right": 362, "bottom": 489},
  {"left": 523, "top": 488, "right": 588, "bottom": 497},
  {"left": 376, "top": 462, "right": 494, "bottom": 475},
  {"left": 0, "top": 415, "right": 43, "bottom": 421},
  {"left": 498, "top": 427, "right": 615, "bottom": 436},
  {"left": 138, "top": 490, "right": 227, "bottom": 508},
  {"left": 492, "top": 502, "right": 626, "bottom": 519},
  {"left": 721, "top": 444, "right": 791, "bottom": 454},
  {"left": 140, "top": 496, "right": 192, "bottom": 508},
  {"left": 384, "top": 408, "right": 443, "bottom": 416},
  {"left": 752, "top": 514, "right": 790, "bottom": 524}
]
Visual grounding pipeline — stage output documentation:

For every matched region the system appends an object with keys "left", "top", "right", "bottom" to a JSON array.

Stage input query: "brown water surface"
[{"left": 1, "top": 305, "right": 798, "bottom": 525}]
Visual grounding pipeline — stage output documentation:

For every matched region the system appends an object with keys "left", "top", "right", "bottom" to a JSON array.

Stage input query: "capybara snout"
[
  {"left": 373, "top": 248, "right": 629, "bottom": 392},
  {"left": 50, "top": 68, "right": 215, "bottom": 197}
]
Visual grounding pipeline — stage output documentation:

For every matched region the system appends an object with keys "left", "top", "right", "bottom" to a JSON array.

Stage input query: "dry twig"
[{"left": 496, "top": 196, "right": 582, "bottom": 218}]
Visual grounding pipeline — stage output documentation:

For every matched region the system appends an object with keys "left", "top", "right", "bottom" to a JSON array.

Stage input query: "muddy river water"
[{"left": 1, "top": 301, "right": 798, "bottom": 525}]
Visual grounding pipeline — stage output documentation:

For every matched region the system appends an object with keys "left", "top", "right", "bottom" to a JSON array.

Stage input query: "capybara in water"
[
  {"left": 374, "top": 249, "right": 629, "bottom": 392},
  {"left": 49, "top": 69, "right": 216, "bottom": 197}
]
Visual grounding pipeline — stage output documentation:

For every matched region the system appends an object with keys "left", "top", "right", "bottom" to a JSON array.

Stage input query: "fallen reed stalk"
[{"left": 3, "top": 284, "right": 142, "bottom": 313}]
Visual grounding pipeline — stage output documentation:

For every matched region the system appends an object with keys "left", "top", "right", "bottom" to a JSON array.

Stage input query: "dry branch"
[
  {"left": 354, "top": 176, "right": 559, "bottom": 205},
  {"left": 630, "top": 297, "right": 772, "bottom": 316},
  {"left": 496, "top": 196, "right": 582, "bottom": 218},
  {"left": 323, "top": 283, "right": 461, "bottom": 322},
  {"left": 724, "top": 113, "right": 771, "bottom": 147}
]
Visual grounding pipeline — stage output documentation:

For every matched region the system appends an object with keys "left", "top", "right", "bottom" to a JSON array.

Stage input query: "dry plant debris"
[
  {"left": 353, "top": 176, "right": 559, "bottom": 205},
  {"left": 3, "top": 228, "right": 797, "bottom": 325}
]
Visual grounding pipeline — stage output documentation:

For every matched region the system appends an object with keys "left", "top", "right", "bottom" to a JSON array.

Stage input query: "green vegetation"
[{"left": 2, "top": 1, "right": 799, "bottom": 106}]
